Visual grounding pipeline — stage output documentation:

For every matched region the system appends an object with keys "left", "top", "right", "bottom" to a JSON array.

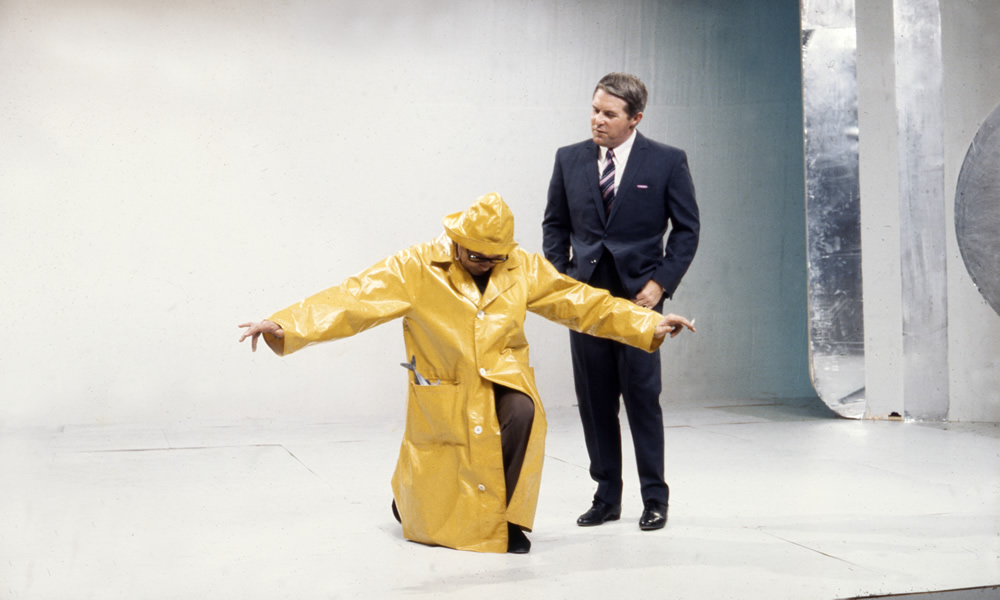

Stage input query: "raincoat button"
[
  {"left": 477, "top": 310, "right": 485, "bottom": 319},
  {"left": 479, "top": 368, "right": 487, "bottom": 376},
  {"left": 474, "top": 425, "right": 483, "bottom": 434},
  {"left": 478, "top": 484, "right": 486, "bottom": 492}
]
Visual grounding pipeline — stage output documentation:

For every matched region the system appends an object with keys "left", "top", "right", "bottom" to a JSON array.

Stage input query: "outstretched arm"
[
  {"left": 246, "top": 244, "right": 423, "bottom": 357},
  {"left": 526, "top": 251, "right": 695, "bottom": 352},
  {"left": 238, "top": 320, "right": 285, "bottom": 355}
]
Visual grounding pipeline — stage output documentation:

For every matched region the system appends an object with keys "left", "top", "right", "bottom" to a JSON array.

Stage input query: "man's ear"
[{"left": 630, "top": 111, "right": 644, "bottom": 130}]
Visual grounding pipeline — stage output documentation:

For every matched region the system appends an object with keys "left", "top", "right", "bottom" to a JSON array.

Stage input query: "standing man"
[{"left": 542, "top": 72, "right": 700, "bottom": 531}]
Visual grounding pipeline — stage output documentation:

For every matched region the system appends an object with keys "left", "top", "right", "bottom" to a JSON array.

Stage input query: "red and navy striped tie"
[{"left": 600, "top": 147, "right": 616, "bottom": 214}]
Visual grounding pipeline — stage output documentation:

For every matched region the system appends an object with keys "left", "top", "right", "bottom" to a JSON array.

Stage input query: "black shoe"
[
  {"left": 507, "top": 522, "right": 531, "bottom": 554},
  {"left": 577, "top": 499, "right": 622, "bottom": 527},
  {"left": 639, "top": 500, "right": 668, "bottom": 530},
  {"left": 391, "top": 500, "right": 401, "bottom": 524}
]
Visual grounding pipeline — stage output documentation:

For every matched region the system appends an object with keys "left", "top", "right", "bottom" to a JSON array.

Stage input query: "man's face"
[
  {"left": 456, "top": 245, "right": 505, "bottom": 276},
  {"left": 591, "top": 88, "right": 643, "bottom": 149}
]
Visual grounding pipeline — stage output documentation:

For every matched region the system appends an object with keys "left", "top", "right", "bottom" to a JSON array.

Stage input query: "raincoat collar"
[{"left": 481, "top": 255, "right": 519, "bottom": 308}]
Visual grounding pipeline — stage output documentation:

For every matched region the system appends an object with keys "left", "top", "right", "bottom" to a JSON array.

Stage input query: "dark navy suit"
[{"left": 542, "top": 131, "right": 699, "bottom": 507}]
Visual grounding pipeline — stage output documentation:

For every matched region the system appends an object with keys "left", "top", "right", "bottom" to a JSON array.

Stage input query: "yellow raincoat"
[{"left": 267, "top": 194, "right": 665, "bottom": 553}]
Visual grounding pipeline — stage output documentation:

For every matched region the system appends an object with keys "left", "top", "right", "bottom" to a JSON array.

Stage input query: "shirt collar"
[{"left": 599, "top": 129, "right": 638, "bottom": 164}]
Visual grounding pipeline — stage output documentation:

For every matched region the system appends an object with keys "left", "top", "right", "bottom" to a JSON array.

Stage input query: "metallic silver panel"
[
  {"left": 956, "top": 103, "right": 1000, "bottom": 318},
  {"left": 801, "top": 0, "right": 866, "bottom": 419},
  {"left": 893, "top": 0, "right": 949, "bottom": 421}
]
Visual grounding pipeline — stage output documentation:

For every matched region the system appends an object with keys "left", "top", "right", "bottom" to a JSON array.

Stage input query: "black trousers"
[
  {"left": 494, "top": 384, "right": 534, "bottom": 505},
  {"left": 569, "top": 251, "right": 669, "bottom": 506}
]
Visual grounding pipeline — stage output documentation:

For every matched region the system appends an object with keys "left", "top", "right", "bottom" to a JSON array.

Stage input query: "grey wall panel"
[
  {"left": 893, "top": 0, "right": 950, "bottom": 421},
  {"left": 652, "top": 0, "right": 816, "bottom": 404},
  {"left": 857, "top": 0, "right": 906, "bottom": 421}
]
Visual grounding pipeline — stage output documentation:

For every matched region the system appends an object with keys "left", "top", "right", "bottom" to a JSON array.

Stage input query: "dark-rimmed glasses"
[{"left": 467, "top": 251, "right": 508, "bottom": 264}]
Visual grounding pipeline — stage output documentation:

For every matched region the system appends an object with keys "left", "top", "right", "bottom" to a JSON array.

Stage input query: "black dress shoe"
[
  {"left": 577, "top": 499, "right": 622, "bottom": 526},
  {"left": 391, "top": 500, "right": 401, "bottom": 523},
  {"left": 507, "top": 522, "right": 531, "bottom": 554},
  {"left": 639, "top": 501, "right": 668, "bottom": 531}
]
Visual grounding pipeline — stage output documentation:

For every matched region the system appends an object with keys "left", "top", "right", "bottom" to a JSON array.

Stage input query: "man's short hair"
[{"left": 594, "top": 72, "right": 648, "bottom": 118}]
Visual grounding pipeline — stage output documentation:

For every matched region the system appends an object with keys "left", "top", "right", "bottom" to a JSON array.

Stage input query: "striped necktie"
[{"left": 600, "top": 147, "right": 616, "bottom": 214}]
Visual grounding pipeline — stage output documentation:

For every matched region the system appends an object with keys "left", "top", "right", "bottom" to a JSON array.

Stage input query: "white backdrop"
[{"left": 0, "top": 0, "right": 815, "bottom": 429}]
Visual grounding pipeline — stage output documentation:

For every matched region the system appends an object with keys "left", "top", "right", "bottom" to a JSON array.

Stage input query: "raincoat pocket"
[{"left": 405, "top": 381, "right": 467, "bottom": 447}]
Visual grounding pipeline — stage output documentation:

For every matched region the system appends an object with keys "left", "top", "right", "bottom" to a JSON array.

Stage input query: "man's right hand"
[{"left": 238, "top": 320, "right": 284, "bottom": 353}]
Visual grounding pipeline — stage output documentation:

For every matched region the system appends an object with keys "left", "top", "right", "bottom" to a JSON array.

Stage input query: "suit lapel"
[{"left": 575, "top": 141, "right": 607, "bottom": 226}]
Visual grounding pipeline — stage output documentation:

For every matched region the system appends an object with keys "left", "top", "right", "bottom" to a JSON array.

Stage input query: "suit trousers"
[{"left": 569, "top": 250, "right": 669, "bottom": 506}]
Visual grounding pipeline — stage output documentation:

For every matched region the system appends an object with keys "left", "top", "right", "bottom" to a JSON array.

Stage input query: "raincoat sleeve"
[
  {"left": 267, "top": 247, "right": 421, "bottom": 356},
  {"left": 523, "top": 251, "right": 665, "bottom": 353}
]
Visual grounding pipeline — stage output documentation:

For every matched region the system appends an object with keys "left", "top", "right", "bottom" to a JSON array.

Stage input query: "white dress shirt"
[{"left": 597, "top": 129, "right": 638, "bottom": 194}]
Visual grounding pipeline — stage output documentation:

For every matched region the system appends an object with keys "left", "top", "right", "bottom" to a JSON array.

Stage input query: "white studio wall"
[{"left": 0, "top": 0, "right": 815, "bottom": 430}]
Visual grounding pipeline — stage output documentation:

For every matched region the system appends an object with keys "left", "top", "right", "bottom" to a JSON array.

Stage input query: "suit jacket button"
[{"left": 590, "top": 259, "right": 598, "bottom": 264}]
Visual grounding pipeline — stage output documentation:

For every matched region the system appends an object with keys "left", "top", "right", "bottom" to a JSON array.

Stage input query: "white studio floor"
[{"left": 2, "top": 397, "right": 999, "bottom": 600}]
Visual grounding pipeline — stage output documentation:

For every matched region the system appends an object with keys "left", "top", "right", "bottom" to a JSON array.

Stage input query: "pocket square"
[{"left": 636, "top": 184, "right": 649, "bottom": 189}]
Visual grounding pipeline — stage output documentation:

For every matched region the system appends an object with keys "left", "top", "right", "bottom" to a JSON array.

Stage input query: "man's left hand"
[{"left": 634, "top": 279, "right": 665, "bottom": 309}]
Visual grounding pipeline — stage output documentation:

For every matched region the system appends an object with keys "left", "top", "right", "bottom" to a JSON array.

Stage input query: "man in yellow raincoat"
[{"left": 239, "top": 193, "right": 694, "bottom": 554}]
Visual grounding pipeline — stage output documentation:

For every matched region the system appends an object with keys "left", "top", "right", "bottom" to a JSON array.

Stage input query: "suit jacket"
[{"left": 542, "top": 131, "right": 699, "bottom": 298}]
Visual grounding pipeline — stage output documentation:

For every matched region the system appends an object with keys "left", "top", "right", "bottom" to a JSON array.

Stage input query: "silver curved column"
[{"left": 801, "top": 0, "right": 866, "bottom": 418}]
